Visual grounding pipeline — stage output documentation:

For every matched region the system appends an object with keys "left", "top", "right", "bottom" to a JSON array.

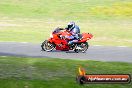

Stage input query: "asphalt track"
[{"left": 0, "top": 42, "right": 132, "bottom": 63}]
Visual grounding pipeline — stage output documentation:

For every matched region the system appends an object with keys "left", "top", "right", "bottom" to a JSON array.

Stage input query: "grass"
[
  {"left": 0, "top": 0, "right": 132, "bottom": 46},
  {"left": 0, "top": 0, "right": 132, "bottom": 20},
  {"left": 0, "top": 56, "right": 132, "bottom": 88},
  {"left": 0, "top": 19, "right": 132, "bottom": 46}
]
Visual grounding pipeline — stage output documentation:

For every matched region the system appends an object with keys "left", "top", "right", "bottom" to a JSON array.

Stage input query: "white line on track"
[
  {"left": 117, "top": 46, "right": 128, "bottom": 48},
  {"left": 93, "top": 45, "right": 128, "bottom": 48},
  {"left": 20, "top": 42, "right": 28, "bottom": 44},
  {"left": 0, "top": 56, "right": 7, "bottom": 57},
  {"left": 93, "top": 45, "right": 103, "bottom": 46},
  {"left": 0, "top": 42, "right": 129, "bottom": 48}
]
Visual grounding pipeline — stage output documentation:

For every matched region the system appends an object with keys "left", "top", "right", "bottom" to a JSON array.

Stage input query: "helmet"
[{"left": 67, "top": 21, "right": 75, "bottom": 31}]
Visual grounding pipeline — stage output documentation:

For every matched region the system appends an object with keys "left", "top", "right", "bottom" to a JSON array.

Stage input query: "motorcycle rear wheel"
[{"left": 41, "top": 40, "right": 55, "bottom": 52}]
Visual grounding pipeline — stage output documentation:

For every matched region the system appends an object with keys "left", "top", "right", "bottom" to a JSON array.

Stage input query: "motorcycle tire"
[
  {"left": 81, "top": 42, "right": 89, "bottom": 53},
  {"left": 74, "top": 42, "right": 89, "bottom": 53},
  {"left": 41, "top": 40, "right": 55, "bottom": 52}
]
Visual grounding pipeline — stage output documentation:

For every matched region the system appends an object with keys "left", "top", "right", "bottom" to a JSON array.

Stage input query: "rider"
[{"left": 65, "top": 21, "right": 80, "bottom": 46}]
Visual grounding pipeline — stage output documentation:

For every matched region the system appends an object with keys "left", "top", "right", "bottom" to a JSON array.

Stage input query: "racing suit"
[{"left": 66, "top": 25, "right": 80, "bottom": 45}]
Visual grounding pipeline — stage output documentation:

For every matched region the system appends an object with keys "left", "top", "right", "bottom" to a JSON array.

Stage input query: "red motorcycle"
[{"left": 41, "top": 28, "right": 93, "bottom": 53}]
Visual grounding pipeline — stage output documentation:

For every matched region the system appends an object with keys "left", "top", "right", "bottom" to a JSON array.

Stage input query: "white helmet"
[{"left": 67, "top": 21, "right": 75, "bottom": 31}]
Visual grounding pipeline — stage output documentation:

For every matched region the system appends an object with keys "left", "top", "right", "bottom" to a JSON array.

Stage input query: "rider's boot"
[{"left": 68, "top": 42, "right": 73, "bottom": 49}]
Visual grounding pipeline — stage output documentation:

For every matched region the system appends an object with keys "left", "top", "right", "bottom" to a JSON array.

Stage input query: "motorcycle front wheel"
[
  {"left": 41, "top": 40, "right": 55, "bottom": 52},
  {"left": 81, "top": 42, "right": 89, "bottom": 53},
  {"left": 74, "top": 42, "right": 89, "bottom": 53}
]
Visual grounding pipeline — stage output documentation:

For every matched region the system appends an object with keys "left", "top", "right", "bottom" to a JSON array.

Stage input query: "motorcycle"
[{"left": 41, "top": 28, "right": 93, "bottom": 53}]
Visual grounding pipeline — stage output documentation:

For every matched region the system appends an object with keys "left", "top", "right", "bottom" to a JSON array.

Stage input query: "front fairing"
[{"left": 78, "top": 33, "right": 93, "bottom": 43}]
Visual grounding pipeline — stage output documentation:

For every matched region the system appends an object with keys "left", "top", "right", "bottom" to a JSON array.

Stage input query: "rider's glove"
[
  {"left": 59, "top": 35, "right": 65, "bottom": 39},
  {"left": 59, "top": 35, "right": 63, "bottom": 39}
]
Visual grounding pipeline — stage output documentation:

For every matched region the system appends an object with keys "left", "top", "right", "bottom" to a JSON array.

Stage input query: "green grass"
[
  {"left": 0, "top": 0, "right": 132, "bottom": 46},
  {"left": 0, "top": 19, "right": 132, "bottom": 46},
  {"left": 0, "top": 56, "right": 132, "bottom": 88},
  {"left": 0, "top": 0, "right": 132, "bottom": 20}
]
